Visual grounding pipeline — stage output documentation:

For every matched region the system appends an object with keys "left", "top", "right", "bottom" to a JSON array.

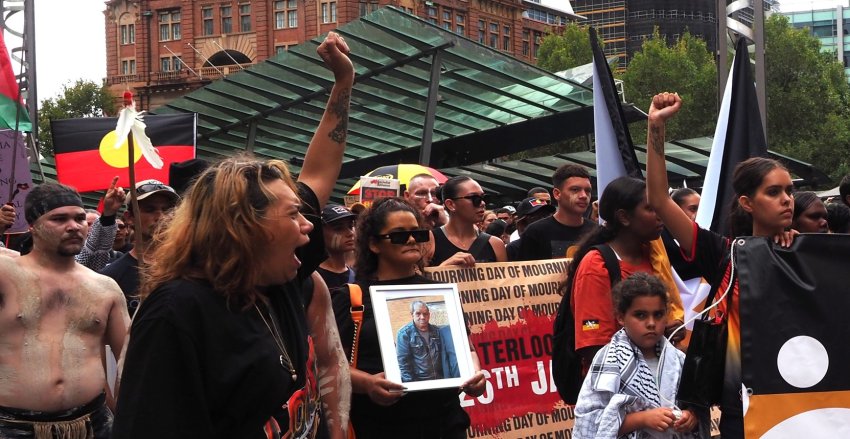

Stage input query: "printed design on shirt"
[
  {"left": 264, "top": 336, "right": 322, "bottom": 439},
  {"left": 582, "top": 320, "right": 600, "bottom": 331}
]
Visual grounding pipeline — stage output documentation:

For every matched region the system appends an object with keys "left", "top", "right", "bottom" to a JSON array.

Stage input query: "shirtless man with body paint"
[{"left": 0, "top": 182, "right": 130, "bottom": 438}]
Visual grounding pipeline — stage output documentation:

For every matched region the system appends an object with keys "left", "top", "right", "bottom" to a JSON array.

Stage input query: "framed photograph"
[{"left": 370, "top": 283, "right": 474, "bottom": 392}]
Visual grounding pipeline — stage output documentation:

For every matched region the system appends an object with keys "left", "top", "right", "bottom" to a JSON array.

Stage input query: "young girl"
[
  {"left": 645, "top": 92, "right": 797, "bottom": 437},
  {"left": 332, "top": 197, "right": 486, "bottom": 438},
  {"left": 574, "top": 273, "right": 698, "bottom": 439}
]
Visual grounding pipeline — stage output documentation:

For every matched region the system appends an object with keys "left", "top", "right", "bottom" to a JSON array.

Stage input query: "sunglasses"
[
  {"left": 137, "top": 183, "right": 171, "bottom": 195},
  {"left": 374, "top": 229, "right": 430, "bottom": 244},
  {"left": 452, "top": 194, "right": 488, "bottom": 206}
]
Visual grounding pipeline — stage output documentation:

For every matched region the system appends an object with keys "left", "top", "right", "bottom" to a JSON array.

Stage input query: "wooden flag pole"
[{"left": 127, "top": 132, "right": 143, "bottom": 265}]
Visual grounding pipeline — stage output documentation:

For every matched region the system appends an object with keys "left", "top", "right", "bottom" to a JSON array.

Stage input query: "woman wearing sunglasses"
[
  {"left": 428, "top": 176, "right": 507, "bottom": 266},
  {"left": 331, "top": 197, "right": 486, "bottom": 438}
]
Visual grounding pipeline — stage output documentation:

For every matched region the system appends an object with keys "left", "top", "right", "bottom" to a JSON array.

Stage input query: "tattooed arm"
[
  {"left": 298, "top": 31, "right": 355, "bottom": 209},
  {"left": 645, "top": 92, "right": 695, "bottom": 251},
  {"left": 307, "top": 272, "right": 351, "bottom": 439}
]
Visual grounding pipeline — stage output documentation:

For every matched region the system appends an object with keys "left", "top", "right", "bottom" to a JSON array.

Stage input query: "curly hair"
[
  {"left": 353, "top": 197, "right": 424, "bottom": 282},
  {"left": 611, "top": 272, "right": 669, "bottom": 315},
  {"left": 140, "top": 156, "right": 298, "bottom": 309}
]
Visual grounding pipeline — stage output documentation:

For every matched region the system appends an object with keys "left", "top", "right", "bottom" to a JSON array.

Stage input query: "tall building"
[
  {"left": 104, "top": 0, "right": 581, "bottom": 110},
  {"left": 782, "top": 4, "right": 850, "bottom": 82},
  {"left": 570, "top": 0, "right": 717, "bottom": 70}
]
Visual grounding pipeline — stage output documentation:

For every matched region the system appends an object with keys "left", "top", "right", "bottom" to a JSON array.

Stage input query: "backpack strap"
[
  {"left": 592, "top": 244, "right": 621, "bottom": 287},
  {"left": 348, "top": 283, "right": 364, "bottom": 368},
  {"left": 468, "top": 232, "right": 492, "bottom": 259}
]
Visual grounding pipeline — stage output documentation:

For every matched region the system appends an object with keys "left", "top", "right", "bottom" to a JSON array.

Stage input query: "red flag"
[
  {"left": 51, "top": 113, "right": 196, "bottom": 192},
  {"left": 0, "top": 32, "right": 31, "bottom": 131}
]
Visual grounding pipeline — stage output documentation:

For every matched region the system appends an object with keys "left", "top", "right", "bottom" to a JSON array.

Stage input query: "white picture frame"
[{"left": 370, "top": 283, "right": 474, "bottom": 392}]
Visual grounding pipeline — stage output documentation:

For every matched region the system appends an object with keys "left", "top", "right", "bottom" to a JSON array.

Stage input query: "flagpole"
[
  {"left": 6, "top": 25, "right": 27, "bottom": 204},
  {"left": 127, "top": 132, "right": 143, "bottom": 265}
]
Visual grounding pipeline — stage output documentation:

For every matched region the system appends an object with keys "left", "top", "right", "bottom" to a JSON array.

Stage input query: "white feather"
[
  {"left": 114, "top": 105, "right": 163, "bottom": 169},
  {"left": 130, "top": 114, "right": 163, "bottom": 169},
  {"left": 114, "top": 107, "right": 136, "bottom": 149}
]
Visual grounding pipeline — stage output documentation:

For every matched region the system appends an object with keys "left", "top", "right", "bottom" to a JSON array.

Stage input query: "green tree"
[
  {"left": 765, "top": 14, "right": 850, "bottom": 183},
  {"left": 536, "top": 23, "right": 593, "bottom": 72},
  {"left": 38, "top": 79, "right": 116, "bottom": 155},
  {"left": 620, "top": 29, "right": 717, "bottom": 143}
]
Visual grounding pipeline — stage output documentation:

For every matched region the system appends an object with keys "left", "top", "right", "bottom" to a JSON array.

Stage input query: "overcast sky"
[{"left": 3, "top": 0, "right": 848, "bottom": 102}]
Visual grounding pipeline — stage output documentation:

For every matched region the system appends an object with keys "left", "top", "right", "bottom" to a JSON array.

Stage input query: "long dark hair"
[
  {"left": 353, "top": 197, "right": 424, "bottom": 282},
  {"left": 728, "top": 157, "right": 787, "bottom": 237},
  {"left": 559, "top": 176, "right": 646, "bottom": 296}
]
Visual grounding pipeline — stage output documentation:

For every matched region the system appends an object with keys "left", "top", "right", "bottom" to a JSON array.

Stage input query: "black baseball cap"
[
  {"left": 515, "top": 197, "right": 555, "bottom": 218},
  {"left": 321, "top": 204, "right": 357, "bottom": 224}
]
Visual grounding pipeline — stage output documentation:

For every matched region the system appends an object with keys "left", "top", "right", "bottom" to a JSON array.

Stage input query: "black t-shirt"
[
  {"left": 315, "top": 266, "right": 354, "bottom": 296},
  {"left": 331, "top": 275, "right": 470, "bottom": 431},
  {"left": 113, "top": 183, "right": 328, "bottom": 439},
  {"left": 99, "top": 252, "right": 140, "bottom": 316},
  {"left": 517, "top": 216, "right": 598, "bottom": 261},
  {"left": 506, "top": 239, "right": 521, "bottom": 261}
]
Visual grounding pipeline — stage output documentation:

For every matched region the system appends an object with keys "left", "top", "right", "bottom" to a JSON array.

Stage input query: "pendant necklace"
[{"left": 254, "top": 302, "right": 298, "bottom": 381}]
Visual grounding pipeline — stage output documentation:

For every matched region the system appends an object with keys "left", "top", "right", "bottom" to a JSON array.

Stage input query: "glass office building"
[{"left": 783, "top": 4, "right": 850, "bottom": 82}]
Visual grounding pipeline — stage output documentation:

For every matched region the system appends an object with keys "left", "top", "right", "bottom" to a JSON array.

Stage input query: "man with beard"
[
  {"left": 100, "top": 180, "right": 179, "bottom": 317},
  {"left": 0, "top": 182, "right": 130, "bottom": 437}
]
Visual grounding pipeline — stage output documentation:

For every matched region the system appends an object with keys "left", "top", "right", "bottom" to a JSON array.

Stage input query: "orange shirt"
[{"left": 571, "top": 249, "right": 654, "bottom": 351}]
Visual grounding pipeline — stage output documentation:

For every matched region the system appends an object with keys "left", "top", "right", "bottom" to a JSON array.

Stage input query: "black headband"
[{"left": 25, "top": 192, "right": 85, "bottom": 224}]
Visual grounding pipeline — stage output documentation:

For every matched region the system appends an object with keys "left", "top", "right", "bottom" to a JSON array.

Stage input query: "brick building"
[{"left": 104, "top": 0, "right": 580, "bottom": 110}]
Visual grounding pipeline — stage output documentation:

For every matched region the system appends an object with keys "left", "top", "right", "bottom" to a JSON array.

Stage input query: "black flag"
[{"left": 695, "top": 37, "right": 768, "bottom": 236}]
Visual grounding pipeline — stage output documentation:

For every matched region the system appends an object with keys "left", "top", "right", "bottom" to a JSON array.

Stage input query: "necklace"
[{"left": 254, "top": 302, "right": 298, "bottom": 381}]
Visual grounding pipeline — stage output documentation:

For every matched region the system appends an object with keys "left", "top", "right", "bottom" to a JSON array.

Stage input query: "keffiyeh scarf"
[{"left": 573, "top": 329, "right": 695, "bottom": 439}]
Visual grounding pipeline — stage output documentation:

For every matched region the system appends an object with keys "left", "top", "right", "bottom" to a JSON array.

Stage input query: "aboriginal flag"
[
  {"left": 738, "top": 234, "right": 850, "bottom": 438},
  {"left": 51, "top": 113, "right": 196, "bottom": 192}
]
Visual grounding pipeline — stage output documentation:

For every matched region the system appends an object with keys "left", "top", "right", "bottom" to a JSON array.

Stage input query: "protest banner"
[
  {"left": 358, "top": 176, "right": 398, "bottom": 208},
  {"left": 425, "top": 260, "right": 574, "bottom": 439},
  {"left": 0, "top": 129, "right": 33, "bottom": 234}
]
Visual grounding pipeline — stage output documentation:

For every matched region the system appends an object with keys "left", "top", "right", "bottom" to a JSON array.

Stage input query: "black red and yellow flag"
[
  {"left": 738, "top": 234, "right": 850, "bottom": 438},
  {"left": 51, "top": 113, "right": 196, "bottom": 192}
]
